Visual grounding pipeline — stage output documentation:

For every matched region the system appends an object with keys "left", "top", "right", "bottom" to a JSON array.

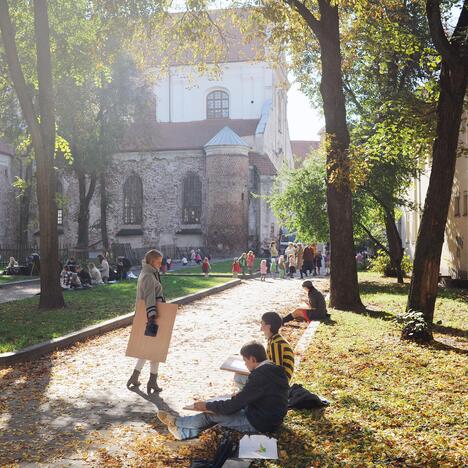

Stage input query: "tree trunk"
[
  {"left": 99, "top": 173, "right": 109, "bottom": 251},
  {"left": 76, "top": 172, "right": 97, "bottom": 250},
  {"left": 383, "top": 207, "right": 404, "bottom": 284},
  {"left": 317, "top": 1, "right": 362, "bottom": 310},
  {"left": 18, "top": 158, "right": 33, "bottom": 254},
  {"left": 0, "top": 0, "right": 64, "bottom": 308},
  {"left": 407, "top": 60, "right": 467, "bottom": 331}
]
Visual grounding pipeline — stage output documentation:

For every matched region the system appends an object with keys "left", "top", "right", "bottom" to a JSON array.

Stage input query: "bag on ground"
[{"left": 288, "top": 383, "right": 330, "bottom": 410}]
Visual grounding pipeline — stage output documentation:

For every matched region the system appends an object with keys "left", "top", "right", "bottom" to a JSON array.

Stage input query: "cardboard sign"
[
  {"left": 125, "top": 300, "right": 177, "bottom": 363},
  {"left": 220, "top": 355, "right": 250, "bottom": 375}
]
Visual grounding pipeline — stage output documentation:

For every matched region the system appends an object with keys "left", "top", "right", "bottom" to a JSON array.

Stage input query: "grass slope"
[{"left": 0, "top": 275, "right": 232, "bottom": 353}]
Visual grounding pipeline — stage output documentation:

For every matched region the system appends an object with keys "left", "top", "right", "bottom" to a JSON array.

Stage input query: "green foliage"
[
  {"left": 269, "top": 151, "right": 329, "bottom": 244},
  {"left": 369, "top": 249, "right": 413, "bottom": 277},
  {"left": 396, "top": 309, "right": 432, "bottom": 342}
]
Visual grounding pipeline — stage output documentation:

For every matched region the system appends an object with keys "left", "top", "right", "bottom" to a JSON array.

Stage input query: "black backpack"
[
  {"left": 288, "top": 383, "right": 330, "bottom": 410},
  {"left": 190, "top": 434, "right": 238, "bottom": 468}
]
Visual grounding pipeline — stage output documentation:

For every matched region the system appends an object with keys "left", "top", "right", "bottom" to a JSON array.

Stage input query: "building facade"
[
  {"left": 0, "top": 141, "right": 16, "bottom": 246},
  {"left": 400, "top": 110, "right": 468, "bottom": 279},
  {"left": 55, "top": 54, "right": 293, "bottom": 255}
]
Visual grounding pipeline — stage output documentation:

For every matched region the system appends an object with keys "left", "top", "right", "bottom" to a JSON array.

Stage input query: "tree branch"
[
  {"left": 425, "top": 0, "right": 458, "bottom": 67},
  {"left": 358, "top": 221, "right": 390, "bottom": 255},
  {"left": 284, "top": 0, "right": 323, "bottom": 39},
  {"left": 0, "top": 0, "right": 42, "bottom": 146}
]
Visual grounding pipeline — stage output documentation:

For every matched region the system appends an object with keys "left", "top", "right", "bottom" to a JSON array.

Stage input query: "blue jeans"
[{"left": 175, "top": 409, "right": 256, "bottom": 440}]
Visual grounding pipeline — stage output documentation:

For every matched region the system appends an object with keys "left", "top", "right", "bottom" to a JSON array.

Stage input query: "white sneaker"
[{"left": 157, "top": 411, "right": 183, "bottom": 440}]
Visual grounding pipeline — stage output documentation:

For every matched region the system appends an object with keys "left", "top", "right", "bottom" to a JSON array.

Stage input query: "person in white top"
[
  {"left": 97, "top": 254, "right": 110, "bottom": 282},
  {"left": 88, "top": 263, "right": 103, "bottom": 284}
]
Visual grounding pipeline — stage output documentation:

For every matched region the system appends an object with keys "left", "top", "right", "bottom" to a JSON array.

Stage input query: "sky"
[{"left": 287, "top": 81, "right": 324, "bottom": 141}]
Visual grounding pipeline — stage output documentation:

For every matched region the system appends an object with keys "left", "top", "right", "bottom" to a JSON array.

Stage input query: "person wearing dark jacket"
[{"left": 157, "top": 341, "right": 289, "bottom": 440}]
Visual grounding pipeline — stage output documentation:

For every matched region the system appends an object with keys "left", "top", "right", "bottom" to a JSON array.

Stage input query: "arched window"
[
  {"left": 207, "top": 90, "right": 229, "bottom": 119},
  {"left": 123, "top": 175, "right": 143, "bottom": 224},
  {"left": 182, "top": 174, "right": 202, "bottom": 224},
  {"left": 56, "top": 179, "right": 63, "bottom": 226}
]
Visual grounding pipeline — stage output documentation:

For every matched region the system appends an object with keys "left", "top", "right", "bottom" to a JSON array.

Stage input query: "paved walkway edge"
[
  {"left": 0, "top": 278, "right": 40, "bottom": 289},
  {"left": 0, "top": 278, "right": 242, "bottom": 367},
  {"left": 294, "top": 321, "right": 321, "bottom": 369}
]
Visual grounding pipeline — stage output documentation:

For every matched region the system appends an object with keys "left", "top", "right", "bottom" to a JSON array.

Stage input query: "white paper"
[
  {"left": 220, "top": 355, "right": 250, "bottom": 375},
  {"left": 238, "top": 435, "right": 278, "bottom": 459}
]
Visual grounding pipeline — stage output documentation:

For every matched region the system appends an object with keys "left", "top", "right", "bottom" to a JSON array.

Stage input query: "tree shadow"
[{"left": 425, "top": 339, "right": 468, "bottom": 355}]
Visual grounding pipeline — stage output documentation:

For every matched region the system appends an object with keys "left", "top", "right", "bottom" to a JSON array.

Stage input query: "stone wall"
[{"left": 206, "top": 150, "right": 249, "bottom": 254}]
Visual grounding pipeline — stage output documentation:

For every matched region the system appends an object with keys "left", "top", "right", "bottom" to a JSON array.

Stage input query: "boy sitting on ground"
[
  {"left": 261, "top": 312, "right": 295, "bottom": 382},
  {"left": 157, "top": 341, "right": 289, "bottom": 440}
]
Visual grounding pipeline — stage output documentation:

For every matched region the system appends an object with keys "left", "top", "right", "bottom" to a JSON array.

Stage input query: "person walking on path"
[
  {"left": 283, "top": 280, "right": 329, "bottom": 323},
  {"left": 260, "top": 259, "right": 267, "bottom": 281},
  {"left": 270, "top": 241, "right": 278, "bottom": 260},
  {"left": 246, "top": 251, "right": 256, "bottom": 275},
  {"left": 296, "top": 243, "right": 304, "bottom": 279},
  {"left": 270, "top": 257, "right": 277, "bottom": 278},
  {"left": 284, "top": 243, "right": 295, "bottom": 268},
  {"left": 278, "top": 255, "right": 286, "bottom": 279},
  {"left": 239, "top": 253, "right": 247, "bottom": 275},
  {"left": 157, "top": 341, "right": 288, "bottom": 440},
  {"left": 302, "top": 245, "right": 314, "bottom": 277},
  {"left": 232, "top": 258, "right": 241, "bottom": 278},
  {"left": 288, "top": 254, "right": 296, "bottom": 278},
  {"left": 316, "top": 251, "right": 323, "bottom": 276},
  {"left": 127, "top": 249, "right": 165, "bottom": 394}
]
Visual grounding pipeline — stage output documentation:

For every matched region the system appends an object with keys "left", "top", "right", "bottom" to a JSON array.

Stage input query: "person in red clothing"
[
  {"left": 232, "top": 257, "right": 241, "bottom": 278},
  {"left": 246, "top": 251, "right": 256, "bottom": 275},
  {"left": 201, "top": 257, "right": 211, "bottom": 277}
]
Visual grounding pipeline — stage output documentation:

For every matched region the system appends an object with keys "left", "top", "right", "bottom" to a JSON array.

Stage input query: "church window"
[
  {"left": 56, "top": 179, "right": 63, "bottom": 226},
  {"left": 182, "top": 174, "right": 202, "bottom": 224},
  {"left": 207, "top": 90, "right": 229, "bottom": 119},
  {"left": 123, "top": 175, "right": 143, "bottom": 224}
]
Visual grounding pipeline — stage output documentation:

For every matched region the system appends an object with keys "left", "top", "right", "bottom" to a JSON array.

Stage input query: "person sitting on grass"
[
  {"left": 283, "top": 280, "right": 329, "bottom": 324},
  {"left": 260, "top": 312, "right": 294, "bottom": 382},
  {"left": 76, "top": 265, "right": 92, "bottom": 287},
  {"left": 88, "top": 263, "right": 103, "bottom": 285},
  {"left": 157, "top": 341, "right": 289, "bottom": 440},
  {"left": 60, "top": 265, "right": 72, "bottom": 289}
]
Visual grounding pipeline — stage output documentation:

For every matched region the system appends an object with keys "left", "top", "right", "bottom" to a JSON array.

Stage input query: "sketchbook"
[
  {"left": 183, "top": 395, "right": 232, "bottom": 411},
  {"left": 239, "top": 435, "right": 278, "bottom": 459},
  {"left": 220, "top": 355, "right": 250, "bottom": 375}
]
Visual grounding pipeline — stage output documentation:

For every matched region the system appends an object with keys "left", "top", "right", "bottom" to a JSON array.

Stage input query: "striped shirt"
[{"left": 267, "top": 334, "right": 295, "bottom": 381}]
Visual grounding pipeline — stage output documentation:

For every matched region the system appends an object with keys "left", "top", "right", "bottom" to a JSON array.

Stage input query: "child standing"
[
  {"left": 278, "top": 255, "right": 286, "bottom": 279},
  {"left": 239, "top": 253, "right": 247, "bottom": 275},
  {"left": 246, "top": 251, "right": 256, "bottom": 275},
  {"left": 270, "top": 257, "right": 277, "bottom": 278},
  {"left": 232, "top": 258, "right": 241, "bottom": 278},
  {"left": 288, "top": 254, "right": 296, "bottom": 278},
  {"left": 260, "top": 259, "right": 267, "bottom": 281},
  {"left": 201, "top": 257, "right": 211, "bottom": 277}
]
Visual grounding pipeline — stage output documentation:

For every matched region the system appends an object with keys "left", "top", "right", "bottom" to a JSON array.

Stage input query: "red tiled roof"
[
  {"left": 249, "top": 152, "right": 277, "bottom": 176},
  {"left": 291, "top": 140, "right": 320, "bottom": 168},
  {"left": 121, "top": 118, "right": 259, "bottom": 152},
  {"left": 0, "top": 140, "right": 14, "bottom": 156},
  {"left": 144, "top": 9, "right": 265, "bottom": 66}
]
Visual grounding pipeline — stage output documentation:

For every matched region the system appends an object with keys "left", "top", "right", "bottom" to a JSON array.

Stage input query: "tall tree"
[
  {"left": 407, "top": 0, "right": 468, "bottom": 338},
  {"left": 0, "top": 0, "right": 64, "bottom": 308}
]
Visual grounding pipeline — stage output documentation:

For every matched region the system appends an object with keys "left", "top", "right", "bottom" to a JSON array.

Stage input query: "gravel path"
[{"left": 0, "top": 276, "right": 329, "bottom": 465}]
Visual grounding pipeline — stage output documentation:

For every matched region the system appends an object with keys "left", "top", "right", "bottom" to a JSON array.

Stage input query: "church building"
[{"left": 56, "top": 29, "right": 293, "bottom": 255}]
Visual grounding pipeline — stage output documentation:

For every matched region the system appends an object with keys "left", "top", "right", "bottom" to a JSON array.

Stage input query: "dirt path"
[{"left": 0, "top": 276, "right": 329, "bottom": 466}]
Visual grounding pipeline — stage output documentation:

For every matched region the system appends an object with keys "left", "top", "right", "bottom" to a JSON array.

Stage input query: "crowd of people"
[{"left": 59, "top": 254, "right": 132, "bottom": 290}]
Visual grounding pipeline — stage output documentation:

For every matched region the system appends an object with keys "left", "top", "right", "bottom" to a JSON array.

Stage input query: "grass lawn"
[
  {"left": 0, "top": 275, "right": 232, "bottom": 353},
  {"left": 267, "top": 272, "right": 468, "bottom": 467},
  {"left": 168, "top": 258, "right": 261, "bottom": 275},
  {"left": 130, "top": 272, "right": 467, "bottom": 467},
  {"left": 0, "top": 275, "right": 36, "bottom": 284}
]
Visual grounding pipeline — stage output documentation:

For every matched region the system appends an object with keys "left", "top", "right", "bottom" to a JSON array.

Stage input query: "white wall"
[{"left": 154, "top": 62, "right": 273, "bottom": 122}]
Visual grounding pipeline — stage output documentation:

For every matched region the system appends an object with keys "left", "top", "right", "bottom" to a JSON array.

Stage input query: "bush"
[
  {"left": 369, "top": 250, "right": 413, "bottom": 277},
  {"left": 396, "top": 310, "right": 432, "bottom": 342}
]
